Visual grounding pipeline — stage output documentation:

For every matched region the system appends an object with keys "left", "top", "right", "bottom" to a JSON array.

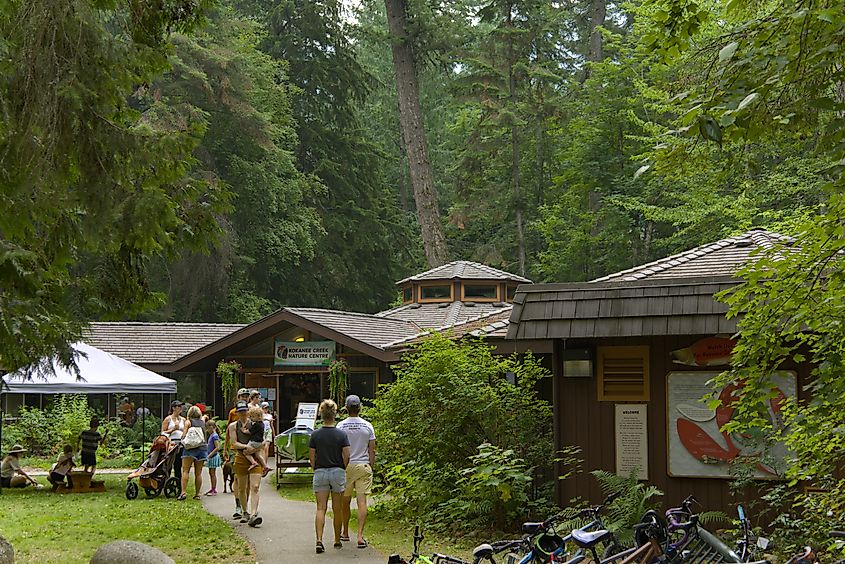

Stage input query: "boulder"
[
  {"left": 89, "top": 541, "right": 174, "bottom": 564},
  {"left": 0, "top": 535, "right": 13, "bottom": 564}
]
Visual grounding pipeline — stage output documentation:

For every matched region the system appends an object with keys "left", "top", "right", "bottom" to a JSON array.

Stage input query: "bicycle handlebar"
[{"left": 737, "top": 505, "right": 746, "bottom": 522}]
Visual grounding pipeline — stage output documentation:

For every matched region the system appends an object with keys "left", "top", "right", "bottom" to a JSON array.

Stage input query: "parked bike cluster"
[{"left": 388, "top": 494, "right": 845, "bottom": 564}]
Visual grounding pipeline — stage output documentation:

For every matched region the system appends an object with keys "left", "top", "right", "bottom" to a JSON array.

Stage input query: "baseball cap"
[
  {"left": 237, "top": 388, "right": 249, "bottom": 396},
  {"left": 170, "top": 400, "right": 183, "bottom": 409},
  {"left": 235, "top": 401, "right": 249, "bottom": 413},
  {"left": 260, "top": 401, "right": 270, "bottom": 409},
  {"left": 345, "top": 395, "right": 361, "bottom": 408}
]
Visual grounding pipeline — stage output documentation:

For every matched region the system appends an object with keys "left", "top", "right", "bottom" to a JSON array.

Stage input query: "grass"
[
  {"left": 275, "top": 470, "right": 478, "bottom": 560},
  {"left": 0, "top": 475, "right": 253, "bottom": 563},
  {"left": 19, "top": 453, "right": 142, "bottom": 471}
]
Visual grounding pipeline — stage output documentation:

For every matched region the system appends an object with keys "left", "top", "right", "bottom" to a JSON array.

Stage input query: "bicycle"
[
  {"left": 571, "top": 511, "right": 669, "bottom": 564},
  {"left": 388, "top": 526, "right": 527, "bottom": 564}
]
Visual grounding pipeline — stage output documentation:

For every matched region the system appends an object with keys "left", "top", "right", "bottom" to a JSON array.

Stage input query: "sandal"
[
  {"left": 340, "top": 535, "right": 350, "bottom": 542},
  {"left": 333, "top": 541, "right": 343, "bottom": 549},
  {"left": 177, "top": 493, "right": 187, "bottom": 501},
  {"left": 315, "top": 541, "right": 325, "bottom": 554},
  {"left": 192, "top": 494, "right": 201, "bottom": 500},
  {"left": 357, "top": 539, "right": 369, "bottom": 549}
]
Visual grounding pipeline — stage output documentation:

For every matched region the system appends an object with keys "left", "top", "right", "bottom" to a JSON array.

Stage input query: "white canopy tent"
[
  {"left": 0, "top": 343, "right": 176, "bottom": 491},
  {"left": 1, "top": 342, "right": 176, "bottom": 394}
]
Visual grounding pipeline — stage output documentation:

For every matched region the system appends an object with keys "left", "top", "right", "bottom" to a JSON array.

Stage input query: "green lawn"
[
  {"left": 0, "top": 475, "right": 253, "bottom": 563},
  {"left": 275, "top": 470, "right": 478, "bottom": 560}
]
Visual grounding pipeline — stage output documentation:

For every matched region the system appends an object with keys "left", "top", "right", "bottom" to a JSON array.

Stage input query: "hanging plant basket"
[
  {"left": 328, "top": 359, "right": 349, "bottom": 406},
  {"left": 216, "top": 360, "right": 243, "bottom": 406}
]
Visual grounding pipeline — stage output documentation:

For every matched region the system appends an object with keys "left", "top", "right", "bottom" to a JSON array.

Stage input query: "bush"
[
  {"left": 1, "top": 395, "right": 161, "bottom": 458},
  {"left": 371, "top": 334, "right": 557, "bottom": 533}
]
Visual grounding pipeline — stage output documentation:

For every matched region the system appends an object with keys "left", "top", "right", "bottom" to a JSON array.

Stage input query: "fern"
[{"left": 591, "top": 469, "right": 664, "bottom": 546}]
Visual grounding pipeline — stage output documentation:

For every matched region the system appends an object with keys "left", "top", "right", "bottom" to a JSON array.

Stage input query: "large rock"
[
  {"left": 0, "top": 535, "right": 13, "bottom": 564},
  {"left": 89, "top": 541, "right": 174, "bottom": 564}
]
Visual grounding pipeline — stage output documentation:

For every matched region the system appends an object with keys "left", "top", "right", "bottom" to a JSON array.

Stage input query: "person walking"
[
  {"left": 309, "top": 399, "right": 350, "bottom": 554},
  {"left": 162, "top": 400, "right": 186, "bottom": 481},
  {"left": 225, "top": 388, "right": 251, "bottom": 516},
  {"left": 227, "top": 401, "right": 263, "bottom": 527},
  {"left": 261, "top": 401, "right": 275, "bottom": 466},
  {"left": 337, "top": 395, "right": 376, "bottom": 549},
  {"left": 205, "top": 420, "right": 221, "bottom": 496},
  {"left": 178, "top": 405, "right": 207, "bottom": 500}
]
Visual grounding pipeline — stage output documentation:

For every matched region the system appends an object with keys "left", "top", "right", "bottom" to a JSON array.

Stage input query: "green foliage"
[
  {"left": 591, "top": 469, "right": 663, "bottom": 546},
  {"left": 217, "top": 359, "right": 242, "bottom": 407},
  {"left": 438, "top": 443, "right": 538, "bottom": 531},
  {"left": 371, "top": 333, "right": 556, "bottom": 532},
  {"left": 1, "top": 395, "right": 159, "bottom": 458},
  {"left": 0, "top": 0, "right": 226, "bottom": 371},
  {"left": 328, "top": 360, "right": 350, "bottom": 406}
]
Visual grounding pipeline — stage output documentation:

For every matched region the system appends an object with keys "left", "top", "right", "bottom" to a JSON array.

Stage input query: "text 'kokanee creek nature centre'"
[{"left": 0, "top": 228, "right": 813, "bottom": 512}]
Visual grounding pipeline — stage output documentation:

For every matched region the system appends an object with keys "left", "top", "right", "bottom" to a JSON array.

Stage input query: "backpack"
[{"left": 182, "top": 422, "right": 205, "bottom": 449}]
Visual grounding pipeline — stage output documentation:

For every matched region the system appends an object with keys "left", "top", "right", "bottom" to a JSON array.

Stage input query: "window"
[
  {"left": 349, "top": 370, "right": 377, "bottom": 402},
  {"left": 506, "top": 286, "right": 518, "bottom": 301},
  {"left": 420, "top": 284, "right": 452, "bottom": 301},
  {"left": 597, "top": 346, "right": 650, "bottom": 401},
  {"left": 462, "top": 284, "right": 498, "bottom": 301},
  {"left": 402, "top": 286, "right": 414, "bottom": 303}
]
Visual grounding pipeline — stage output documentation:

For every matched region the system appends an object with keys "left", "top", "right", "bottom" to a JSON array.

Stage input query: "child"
[
  {"left": 48, "top": 445, "right": 75, "bottom": 490},
  {"left": 205, "top": 420, "right": 221, "bottom": 496},
  {"left": 76, "top": 417, "right": 105, "bottom": 475},
  {"left": 242, "top": 406, "right": 270, "bottom": 477}
]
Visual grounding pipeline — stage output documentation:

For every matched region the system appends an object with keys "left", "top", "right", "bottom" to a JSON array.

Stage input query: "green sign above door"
[{"left": 274, "top": 340, "right": 336, "bottom": 367}]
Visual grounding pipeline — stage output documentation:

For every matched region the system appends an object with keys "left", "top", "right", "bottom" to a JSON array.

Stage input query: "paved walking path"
[{"left": 202, "top": 472, "right": 385, "bottom": 563}]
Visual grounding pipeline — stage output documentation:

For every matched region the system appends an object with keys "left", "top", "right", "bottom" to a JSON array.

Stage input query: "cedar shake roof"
[
  {"left": 84, "top": 322, "right": 245, "bottom": 365},
  {"left": 396, "top": 260, "right": 531, "bottom": 285},
  {"left": 376, "top": 301, "right": 512, "bottom": 327},
  {"left": 285, "top": 308, "right": 421, "bottom": 349},
  {"left": 507, "top": 277, "right": 738, "bottom": 339},
  {"left": 593, "top": 229, "right": 792, "bottom": 282},
  {"left": 508, "top": 229, "right": 792, "bottom": 340},
  {"left": 384, "top": 306, "right": 513, "bottom": 348}
]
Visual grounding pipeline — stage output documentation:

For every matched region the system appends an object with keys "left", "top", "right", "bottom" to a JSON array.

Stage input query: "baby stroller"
[{"left": 125, "top": 435, "right": 181, "bottom": 499}]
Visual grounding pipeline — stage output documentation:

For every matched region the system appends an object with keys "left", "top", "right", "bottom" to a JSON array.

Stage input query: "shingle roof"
[
  {"left": 385, "top": 306, "right": 513, "bottom": 348},
  {"left": 396, "top": 261, "right": 531, "bottom": 285},
  {"left": 507, "top": 277, "right": 739, "bottom": 339},
  {"left": 593, "top": 229, "right": 791, "bottom": 282},
  {"left": 84, "top": 322, "right": 245, "bottom": 365},
  {"left": 285, "top": 308, "right": 421, "bottom": 349},
  {"left": 376, "top": 301, "right": 512, "bottom": 328}
]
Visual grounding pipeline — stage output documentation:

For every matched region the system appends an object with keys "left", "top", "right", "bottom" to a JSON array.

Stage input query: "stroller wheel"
[
  {"left": 164, "top": 476, "right": 181, "bottom": 499},
  {"left": 125, "top": 481, "right": 139, "bottom": 500},
  {"left": 144, "top": 485, "right": 162, "bottom": 498}
]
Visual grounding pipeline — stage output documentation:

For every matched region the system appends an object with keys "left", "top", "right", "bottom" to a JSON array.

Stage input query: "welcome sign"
[{"left": 274, "top": 340, "right": 336, "bottom": 367}]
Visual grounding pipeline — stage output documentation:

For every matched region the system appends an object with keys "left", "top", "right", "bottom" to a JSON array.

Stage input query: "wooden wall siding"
[
  {"left": 507, "top": 278, "right": 739, "bottom": 340},
  {"left": 554, "top": 334, "right": 810, "bottom": 516}
]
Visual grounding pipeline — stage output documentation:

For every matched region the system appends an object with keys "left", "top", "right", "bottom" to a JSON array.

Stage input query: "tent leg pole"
[{"left": 141, "top": 395, "right": 146, "bottom": 467}]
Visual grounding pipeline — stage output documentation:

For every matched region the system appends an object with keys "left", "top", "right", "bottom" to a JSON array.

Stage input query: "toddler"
[{"left": 243, "top": 406, "right": 270, "bottom": 477}]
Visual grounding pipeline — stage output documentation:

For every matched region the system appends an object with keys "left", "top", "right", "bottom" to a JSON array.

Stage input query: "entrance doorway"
[{"left": 278, "top": 373, "right": 325, "bottom": 425}]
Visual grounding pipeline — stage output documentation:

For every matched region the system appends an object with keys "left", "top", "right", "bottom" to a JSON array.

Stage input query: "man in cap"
[
  {"left": 225, "top": 390, "right": 250, "bottom": 519},
  {"left": 336, "top": 395, "right": 375, "bottom": 548}
]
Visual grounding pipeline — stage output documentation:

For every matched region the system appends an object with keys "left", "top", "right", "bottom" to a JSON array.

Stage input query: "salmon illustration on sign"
[{"left": 671, "top": 336, "right": 737, "bottom": 367}]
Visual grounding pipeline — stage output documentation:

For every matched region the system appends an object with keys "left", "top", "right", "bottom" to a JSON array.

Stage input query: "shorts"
[
  {"left": 206, "top": 453, "right": 222, "bottom": 469},
  {"left": 344, "top": 463, "right": 373, "bottom": 496},
  {"left": 81, "top": 451, "right": 97, "bottom": 467},
  {"left": 233, "top": 453, "right": 263, "bottom": 476},
  {"left": 313, "top": 467, "right": 346, "bottom": 493},
  {"left": 182, "top": 446, "right": 207, "bottom": 461},
  {"left": 247, "top": 440, "right": 264, "bottom": 451},
  {"left": 263, "top": 427, "right": 273, "bottom": 442}
]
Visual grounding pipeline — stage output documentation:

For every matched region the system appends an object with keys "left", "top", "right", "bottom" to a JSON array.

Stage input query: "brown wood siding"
[{"left": 555, "top": 334, "right": 810, "bottom": 516}]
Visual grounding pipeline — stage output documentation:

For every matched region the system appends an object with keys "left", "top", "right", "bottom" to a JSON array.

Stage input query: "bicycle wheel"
[{"left": 636, "top": 510, "right": 669, "bottom": 550}]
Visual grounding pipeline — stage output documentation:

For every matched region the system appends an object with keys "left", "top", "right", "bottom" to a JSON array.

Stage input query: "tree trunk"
[
  {"left": 506, "top": 4, "right": 526, "bottom": 276},
  {"left": 582, "top": 0, "right": 606, "bottom": 81},
  {"left": 384, "top": 0, "right": 449, "bottom": 267}
]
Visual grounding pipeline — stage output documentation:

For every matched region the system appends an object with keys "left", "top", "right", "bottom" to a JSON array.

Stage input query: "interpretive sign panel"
[
  {"left": 667, "top": 371, "right": 796, "bottom": 478},
  {"left": 615, "top": 404, "right": 648, "bottom": 480}
]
